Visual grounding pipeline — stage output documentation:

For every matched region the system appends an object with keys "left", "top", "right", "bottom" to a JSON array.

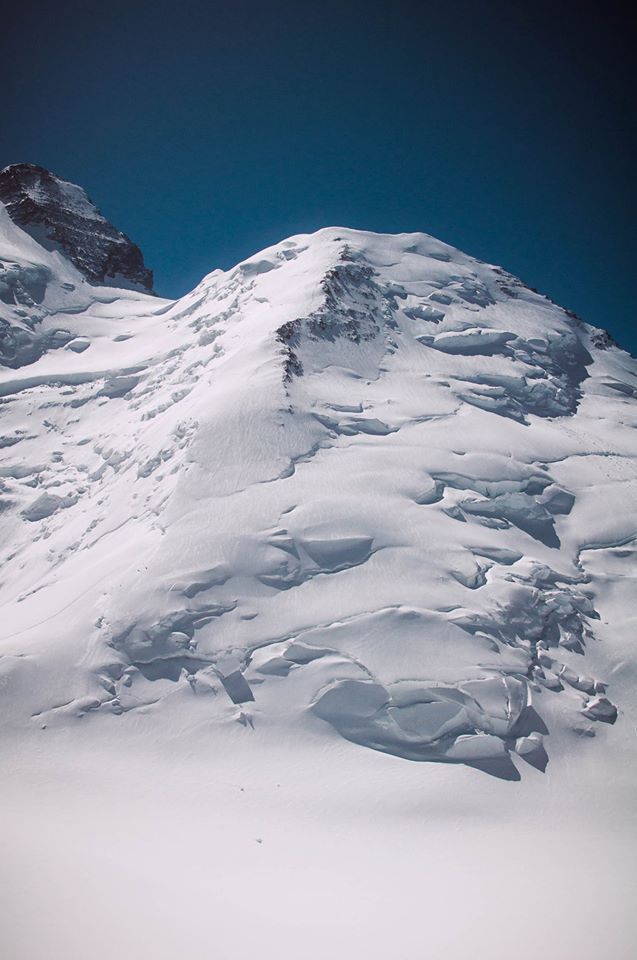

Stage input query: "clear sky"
[{"left": 2, "top": 0, "right": 635, "bottom": 352}]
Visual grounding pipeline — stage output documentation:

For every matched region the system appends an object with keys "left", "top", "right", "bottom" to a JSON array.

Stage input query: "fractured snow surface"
[{"left": 1, "top": 210, "right": 637, "bottom": 958}]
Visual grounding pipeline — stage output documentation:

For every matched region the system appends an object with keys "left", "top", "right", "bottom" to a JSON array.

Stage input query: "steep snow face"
[
  {"left": 0, "top": 164, "right": 153, "bottom": 297},
  {"left": 1, "top": 216, "right": 635, "bottom": 784}
]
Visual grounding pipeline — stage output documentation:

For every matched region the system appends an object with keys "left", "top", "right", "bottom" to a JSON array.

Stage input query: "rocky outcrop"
[{"left": 0, "top": 163, "right": 154, "bottom": 292}]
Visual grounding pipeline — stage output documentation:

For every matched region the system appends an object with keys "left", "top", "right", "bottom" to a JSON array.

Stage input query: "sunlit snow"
[{"left": 1, "top": 194, "right": 636, "bottom": 959}]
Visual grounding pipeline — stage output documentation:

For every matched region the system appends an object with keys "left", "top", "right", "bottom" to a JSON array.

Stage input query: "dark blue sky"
[{"left": 3, "top": 1, "right": 635, "bottom": 352}]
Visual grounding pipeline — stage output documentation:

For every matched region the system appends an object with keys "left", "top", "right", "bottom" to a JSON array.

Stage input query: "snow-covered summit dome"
[{"left": 1, "top": 198, "right": 635, "bottom": 781}]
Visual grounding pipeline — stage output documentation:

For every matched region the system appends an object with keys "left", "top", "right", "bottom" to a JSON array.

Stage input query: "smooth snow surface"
[{"left": 1, "top": 210, "right": 636, "bottom": 959}]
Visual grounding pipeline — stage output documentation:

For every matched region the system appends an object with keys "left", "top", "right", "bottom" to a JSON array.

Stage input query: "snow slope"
[{"left": 1, "top": 199, "right": 636, "bottom": 959}]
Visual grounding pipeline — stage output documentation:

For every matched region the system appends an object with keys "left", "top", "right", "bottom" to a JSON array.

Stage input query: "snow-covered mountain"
[
  {"left": 0, "top": 164, "right": 153, "bottom": 319},
  {"left": 1, "top": 168, "right": 636, "bottom": 960}
]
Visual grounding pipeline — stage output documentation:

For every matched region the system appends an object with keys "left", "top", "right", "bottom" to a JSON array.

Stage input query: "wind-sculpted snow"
[{"left": 0, "top": 212, "right": 636, "bottom": 789}]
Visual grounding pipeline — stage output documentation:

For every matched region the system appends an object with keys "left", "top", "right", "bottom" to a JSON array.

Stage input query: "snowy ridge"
[{"left": 1, "top": 213, "right": 636, "bottom": 784}]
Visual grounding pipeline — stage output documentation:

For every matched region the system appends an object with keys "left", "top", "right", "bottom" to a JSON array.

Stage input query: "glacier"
[{"left": 1, "top": 167, "right": 636, "bottom": 960}]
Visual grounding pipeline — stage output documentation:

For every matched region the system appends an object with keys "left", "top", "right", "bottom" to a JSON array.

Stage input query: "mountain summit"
[
  {"left": 0, "top": 163, "right": 153, "bottom": 293},
  {"left": 1, "top": 170, "right": 636, "bottom": 957},
  {"left": 1, "top": 173, "right": 635, "bottom": 777}
]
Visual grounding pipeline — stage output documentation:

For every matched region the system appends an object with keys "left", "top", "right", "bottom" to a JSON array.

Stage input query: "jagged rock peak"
[{"left": 0, "top": 163, "right": 154, "bottom": 292}]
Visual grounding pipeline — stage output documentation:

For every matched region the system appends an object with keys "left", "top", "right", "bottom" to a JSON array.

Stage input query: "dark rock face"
[{"left": 0, "top": 164, "right": 154, "bottom": 292}]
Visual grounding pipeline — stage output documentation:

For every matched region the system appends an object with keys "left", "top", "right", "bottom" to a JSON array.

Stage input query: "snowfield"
[{"left": 1, "top": 190, "right": 636, "bottom": 958}]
